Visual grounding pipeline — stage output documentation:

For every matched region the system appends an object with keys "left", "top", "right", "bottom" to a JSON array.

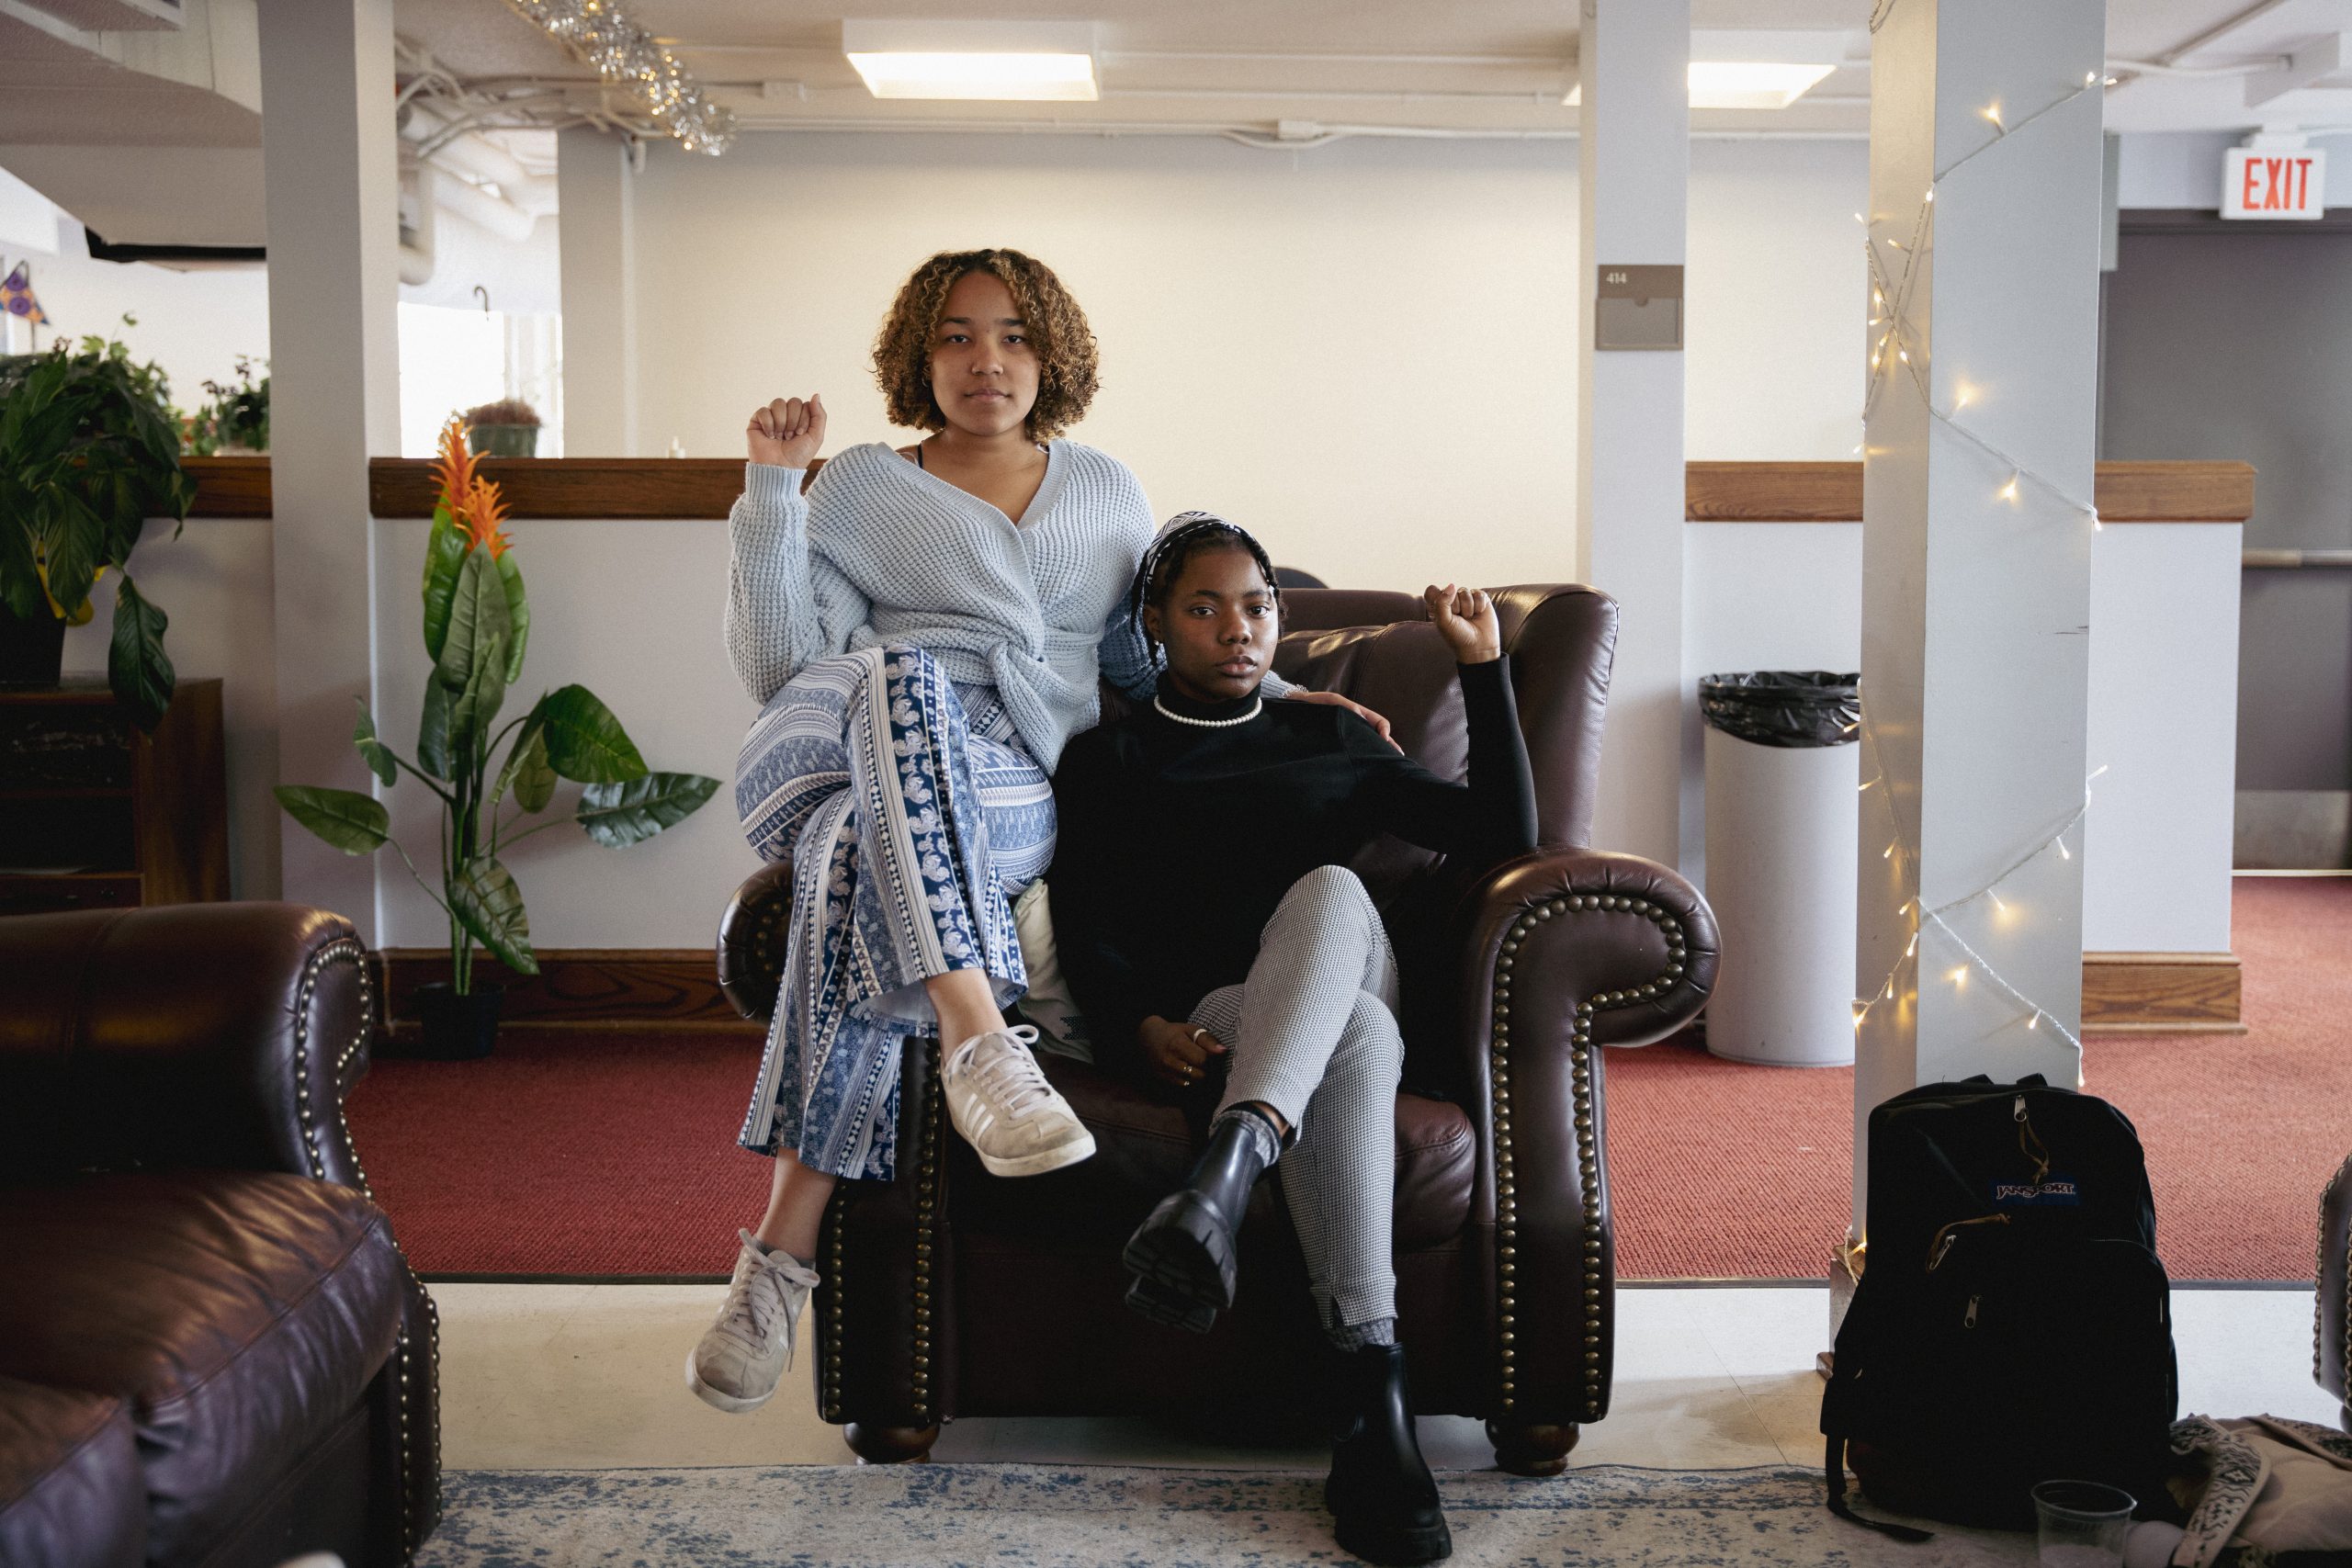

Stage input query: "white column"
[
  {"left": 1577, "top": 0, "right": 1689, "bottom": 868},
  {"left": 259, "top": 0, "right": 399, "bottom": 937},
  {"left": 557, "top": 129, "right": 639, "bottom": 456},
  {"left": 1852, "top": 0, "right": 2107, "bottom": 1232}
]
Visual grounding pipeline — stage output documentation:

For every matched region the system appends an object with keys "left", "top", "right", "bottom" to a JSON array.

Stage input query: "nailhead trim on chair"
[
  {"left": 294, "top": 937, "right": 441, "bottom": 1561},
  {"left": 818, "top": 1037, "right": 944, "bottom": 1429},
  {"left": 911, "top": 1039, "right": 944, "bottom": 1425},
  {"left": 1490, "top": 893, "right": 1688, "bottom": 1423},
  {"left": 759, "top": 908, "right": 786, "bottom": 994},
  {"left": 2322, "top": 1151, "right": 2352, "bottom": 1399},
  {"left": 821, "top": 1201, "right": 845, "bottom": 1425}
]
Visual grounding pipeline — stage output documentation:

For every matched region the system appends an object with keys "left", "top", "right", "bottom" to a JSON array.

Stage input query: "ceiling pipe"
[
  {"left": 401, "top": 101, "right": 558, "bottom": 217},
  {"left": 430, "top": 168, "right": 537, "bottom": 243},
  {"left": 2156, "top": 0, "right": 2302, "bottom": 65},
  {"left": 399, "top": 164, "right": 436, "bottom": 287}
]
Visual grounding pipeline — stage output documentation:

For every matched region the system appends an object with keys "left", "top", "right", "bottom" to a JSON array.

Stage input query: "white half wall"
[
  {"left": 82, "top": 507, "right": 2237, "bottom": 959},
  {"left": 368, "top": 517, "right": 757, "bottom": 949}
]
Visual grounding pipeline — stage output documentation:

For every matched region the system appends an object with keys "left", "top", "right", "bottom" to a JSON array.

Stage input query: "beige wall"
[{"left": 594, "top": 132, "right": 1868, "bottom": 593}]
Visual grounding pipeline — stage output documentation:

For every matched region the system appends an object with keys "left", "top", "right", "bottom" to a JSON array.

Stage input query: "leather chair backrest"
[
  {"left": 1274, "top": 584, "right": 1618, "bottom": 862},
  {"left": 1111, "top": 583, "right": 1618, "bottom": 911}
]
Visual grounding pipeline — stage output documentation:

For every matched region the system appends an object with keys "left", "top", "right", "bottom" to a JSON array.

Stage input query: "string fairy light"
[{"left": 1849, "top": 709, "right": 2105, "bottom": 1054}]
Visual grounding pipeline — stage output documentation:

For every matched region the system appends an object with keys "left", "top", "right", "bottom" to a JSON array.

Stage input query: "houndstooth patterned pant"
[
  {"left": 732, "top": 646, "right": 1055, "bottom": 1181},
  {"left": 1190, "top": 864, "right": 1404, "bottom": 1335}
]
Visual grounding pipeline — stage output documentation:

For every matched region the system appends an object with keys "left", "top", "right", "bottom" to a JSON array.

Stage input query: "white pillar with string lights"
[{"left": 1848, "top": 0, "right": 2108, "bottom": 1245}]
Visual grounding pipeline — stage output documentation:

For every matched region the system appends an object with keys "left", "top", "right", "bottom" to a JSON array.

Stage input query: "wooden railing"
[{"left": 179, "top": 456, "right": 2257, "bottom": 523}]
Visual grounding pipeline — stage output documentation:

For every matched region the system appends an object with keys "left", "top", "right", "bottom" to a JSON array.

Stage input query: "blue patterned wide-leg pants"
[{"left": 732, "top": 646, "right": 1055, "bottom": 1180}]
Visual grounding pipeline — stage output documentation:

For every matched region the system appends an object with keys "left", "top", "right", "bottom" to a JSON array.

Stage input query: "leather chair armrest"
[
  {"left": 1455, "top": 848, "right": 1719, "bottom": 1058},
  {"left": 718, "top": 859, "right": 796, "bottom": 1022},
  {"left": 1442, "top": 848, "right": 1719, "bottom": 1427},
  {"left": 0, "top": 904, "right": 375, "bottom": 1186}
]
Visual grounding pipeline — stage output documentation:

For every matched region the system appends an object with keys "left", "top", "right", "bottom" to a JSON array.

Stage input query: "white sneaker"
[
  {"left": 685, "top": 1229, "right": 820, "bottom": 1414},
  {"left": 942, "top": 1024, "right": 1098, "bottom": 1178}
]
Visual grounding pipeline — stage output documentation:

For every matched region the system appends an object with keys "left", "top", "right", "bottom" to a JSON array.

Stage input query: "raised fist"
[
  {"left": 748, "top": 393, "right": 826, "bottom": 468},
  {"left": 1425, "top": 582, "right": 1500, "bottom": 664}
]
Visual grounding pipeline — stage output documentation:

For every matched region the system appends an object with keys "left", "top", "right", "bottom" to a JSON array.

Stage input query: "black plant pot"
[
  {"left": 0, "top": 604, "right": 66, "bottom": 687},
  {"left": 412, "top": 982, "right": 504, "bottom": 1061}
]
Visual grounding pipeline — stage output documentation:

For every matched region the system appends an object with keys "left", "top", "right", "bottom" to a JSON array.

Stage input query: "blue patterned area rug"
[{"left": 417, "top": 1462, "right": 2034, "bottom": 1566}]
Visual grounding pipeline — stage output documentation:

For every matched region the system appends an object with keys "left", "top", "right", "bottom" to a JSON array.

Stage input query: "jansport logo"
[{"left": 1992, "top": 1179, "right": 2080, "bottom": 1206}]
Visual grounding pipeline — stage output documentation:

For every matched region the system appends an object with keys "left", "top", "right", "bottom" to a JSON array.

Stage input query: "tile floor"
[{"left": 432, "top": 1281, "right": 2344, "bottom": 1472}]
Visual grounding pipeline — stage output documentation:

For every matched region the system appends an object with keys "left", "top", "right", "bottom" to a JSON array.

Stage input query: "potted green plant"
[
  {"left": 276, "top": 417, "right": 718, "bottom": 1059},
  {"left": 462, "top": 397, "right": 541, "bottom": 458},
  {"left": 183, "top": 355, "right": 270, "bottom": 455},
  {"left": 0, "top": 324, "right": 191, "bottom": 726}
]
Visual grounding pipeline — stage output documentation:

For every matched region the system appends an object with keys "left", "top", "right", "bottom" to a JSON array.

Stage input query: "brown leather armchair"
[
  {"left": 0, "top": 903, "right": 439, "bottom": 1568},
  {"left": 716, "top": 583, "right": 1719, "bottom": 1472}
]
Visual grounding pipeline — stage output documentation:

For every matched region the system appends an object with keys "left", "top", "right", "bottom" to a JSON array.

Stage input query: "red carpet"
[{"left": 345, "top": 878, "right": 2352, "bottom": 1281}]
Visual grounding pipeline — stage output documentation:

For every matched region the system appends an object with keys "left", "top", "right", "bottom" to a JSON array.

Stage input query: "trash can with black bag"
[{"left": 1700, "top": 671, "right": 1860, "bottom": 1066}]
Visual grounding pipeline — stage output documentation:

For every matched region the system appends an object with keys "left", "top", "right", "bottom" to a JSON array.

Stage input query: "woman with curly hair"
[{"left": 691, "top": 249, "right": 1385, "bottom": 1416}]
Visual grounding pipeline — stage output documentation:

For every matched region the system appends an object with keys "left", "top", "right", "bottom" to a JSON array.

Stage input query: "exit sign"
[{"left": 2223, "top": 147, "right": 2325, "bottom": 220}]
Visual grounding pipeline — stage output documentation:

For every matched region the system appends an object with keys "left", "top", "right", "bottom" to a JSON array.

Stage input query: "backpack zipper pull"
[
  {"left": 1925, "top": 1212, "right": 2010, "bottom": 1271},
  {"left": 1964, "top": 1294, "right": 1979, "bottom": 1328},
  {"left": 2013, "top": 1095, "right": 2027, "bottom": 1122}
]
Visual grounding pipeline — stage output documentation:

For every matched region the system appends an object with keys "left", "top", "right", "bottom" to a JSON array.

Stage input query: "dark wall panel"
[{"left": 2101, "top": 223, "right": 2352, "bottom": 797}]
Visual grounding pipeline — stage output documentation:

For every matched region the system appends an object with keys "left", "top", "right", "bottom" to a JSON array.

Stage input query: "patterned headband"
[{"left": 1128, "top": 510, "right": 1278, "bottom": 619}]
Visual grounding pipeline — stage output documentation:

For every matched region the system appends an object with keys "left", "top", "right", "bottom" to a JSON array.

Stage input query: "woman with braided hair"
[
  {"left": 1047, "top": 513, "right": 1539, "bottom": 1565},
  {"left": 690, "top": 251, "right": 1390, "bottom": 1418}
]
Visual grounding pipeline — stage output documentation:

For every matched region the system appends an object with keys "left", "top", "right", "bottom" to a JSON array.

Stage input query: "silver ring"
[{"left": 1189, "top": 1028, "right": 1209, "bottom": 1044}]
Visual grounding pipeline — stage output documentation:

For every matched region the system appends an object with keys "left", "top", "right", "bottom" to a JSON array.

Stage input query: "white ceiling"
[{"left": 386, "top": 0, "right": 2352, "bottom": 140}]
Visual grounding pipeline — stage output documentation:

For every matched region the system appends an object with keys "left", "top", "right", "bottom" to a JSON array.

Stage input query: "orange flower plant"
[{"left": 276, "top": 414, "right": 717, "bottom": 996}]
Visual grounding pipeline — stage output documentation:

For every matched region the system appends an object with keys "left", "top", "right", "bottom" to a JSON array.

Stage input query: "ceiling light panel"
[
  {"left": 1687, "top": 61, "right": 1837, "bottom": 109},
  {"left": 842, "top": 19, "right": 1099, "bottom": 102},
  {"left": 1563, "top": 29, "right": 1853, "bottom": 110},
  {"left": 1563, "top": 60, "right": 1838, "bottom": 110}
]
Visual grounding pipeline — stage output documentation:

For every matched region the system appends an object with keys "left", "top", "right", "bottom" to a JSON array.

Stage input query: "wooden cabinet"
[{"left": 0, "top": 679, "right": 228, "bottom": 917}]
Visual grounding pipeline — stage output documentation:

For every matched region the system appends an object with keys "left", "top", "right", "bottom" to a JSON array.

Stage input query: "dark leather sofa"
[
  {"left": 0, "top": 903, "right": 440, "bottom": 1568},
  {"left": 718, "top": 582, "right": 1721, "bottom": 1471}
]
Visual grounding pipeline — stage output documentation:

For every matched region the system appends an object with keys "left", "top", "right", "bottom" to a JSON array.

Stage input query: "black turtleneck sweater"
[{"left": 1046, "top": 659, "right": 1537, "bottom": 1086}]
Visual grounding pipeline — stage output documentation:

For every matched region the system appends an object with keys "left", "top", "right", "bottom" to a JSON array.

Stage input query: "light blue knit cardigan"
[{"left": 723, "top": 441, "right": 1289, "bottom": 771}]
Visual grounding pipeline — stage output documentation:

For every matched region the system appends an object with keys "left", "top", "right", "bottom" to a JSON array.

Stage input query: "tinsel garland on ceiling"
[{"left": 500, "top": 0, "right": 737, "bottom": 153}]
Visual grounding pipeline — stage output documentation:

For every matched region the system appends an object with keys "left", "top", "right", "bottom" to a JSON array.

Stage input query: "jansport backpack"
[{"left": 1821, "top": 1074, "right": 2178, "bottom": 1539}]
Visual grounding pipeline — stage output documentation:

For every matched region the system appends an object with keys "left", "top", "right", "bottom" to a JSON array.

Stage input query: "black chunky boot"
[
  {"left": 1326, "top": 1343, "right": 1452, "bottom": 1564},
  {"left": 1120, "top": 1112, "right": 1272, "bottom": 1332}
]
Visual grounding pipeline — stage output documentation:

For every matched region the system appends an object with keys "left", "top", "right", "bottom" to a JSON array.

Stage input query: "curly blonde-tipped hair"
[{"left": 871, "top": 249, "right": 1100, "bottom": 439}]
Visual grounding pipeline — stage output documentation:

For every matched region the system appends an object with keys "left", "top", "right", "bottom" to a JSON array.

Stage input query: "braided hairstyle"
[{"left": 1132, "top": 512, "right": 1282, "bottom": 637}]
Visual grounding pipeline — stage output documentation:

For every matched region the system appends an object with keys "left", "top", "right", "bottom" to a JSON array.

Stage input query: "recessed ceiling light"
[
  {"left": 842, "top": 19, "right": 1099, "bottom": 102},
  {"left": 1688, "top": 61, "right": 1838, "bottom": 109},
  {"left": 1564, "top": 61, "right": 1838, "bottom": 110}
]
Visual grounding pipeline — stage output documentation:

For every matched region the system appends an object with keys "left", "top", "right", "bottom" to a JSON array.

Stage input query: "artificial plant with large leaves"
[
  {"left": 277, "top": 418, "right": 718, "bottom": 994},
  {"left": 0, "top": 329, "right": 195, "bottom": 728}
]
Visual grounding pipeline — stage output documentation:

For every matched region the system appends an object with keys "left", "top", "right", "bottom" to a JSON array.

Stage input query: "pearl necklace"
[{"left": 1154, "top": 695, "right": 1263, "bottom": 728}]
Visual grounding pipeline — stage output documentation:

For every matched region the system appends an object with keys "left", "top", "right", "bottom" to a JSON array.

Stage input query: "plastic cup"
[{"left": 2031, "top": 1480, "right": 2136, "bottom": 1568}]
